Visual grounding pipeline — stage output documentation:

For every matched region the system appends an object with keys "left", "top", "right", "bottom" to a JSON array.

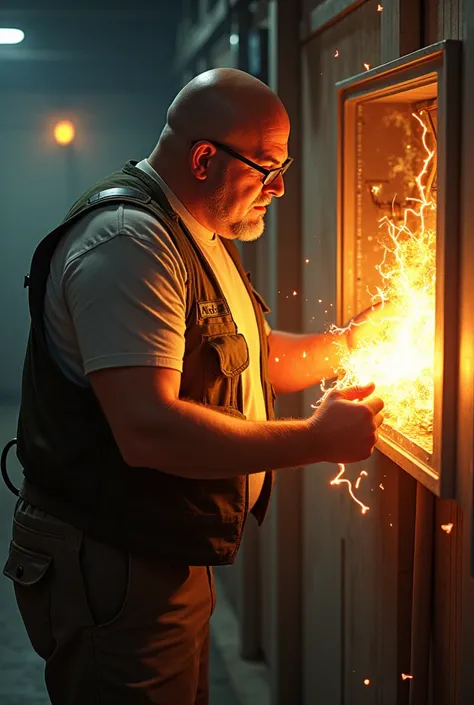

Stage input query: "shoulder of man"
[{"left": 58, "top": 202, "right": 186, "bottom": 277}]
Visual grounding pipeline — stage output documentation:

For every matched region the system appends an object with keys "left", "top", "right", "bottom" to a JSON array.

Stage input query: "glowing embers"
[{"left": 334, "top": 108, "right": 437, "bottom": 455}]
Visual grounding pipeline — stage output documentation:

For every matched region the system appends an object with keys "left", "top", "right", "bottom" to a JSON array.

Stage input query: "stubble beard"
[
  {"left": 231, "top": 215, "right": 265, "bottom": 242},
  {"left": 208, "top": 185, "right": 267, "bottom": 242}
]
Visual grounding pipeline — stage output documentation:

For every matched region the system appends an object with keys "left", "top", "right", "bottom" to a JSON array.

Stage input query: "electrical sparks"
[
  {"left": 355, "top": 470, "right": 368, "bottom": 489},
  {"left": 305, "top": 258, "right": 310, "bottom": 263},
  {"left": 379, "top": 483, "right": 385, "bottom": 490},
  {"left": 441, "top": 523, "right": 454, "bottom": 534},
  {"left": 334, "top": 49, "right": 340, "bottom": 58},
  {"left": 364, "top": 679, "right": 371, "bottom": 686},
  {"left": 330, "top": 464, "right": 370, "bottom": 514},
  {"left": 293, "top": 290, "right": 298, "bottom": 296},
  {"left": 401, "top": 674, "right": 414, "bottom": 681},
  {"left": 364, "top": 63, "right": 371, "bottom": 71},
  {"left": 321, "top": 109, "right": 437, "bottom": 512},
  {"left": 302, "top": 351, "right": 307, "bottom": 358},
  {"left": 377, "top": 4, "right": 383, "bottom": 11},
  {"left": 330, "top": 111, "right": 436, "bottom": 453},
  {"left": 274, "top": 357, "right": 280, "bottom": 362}
]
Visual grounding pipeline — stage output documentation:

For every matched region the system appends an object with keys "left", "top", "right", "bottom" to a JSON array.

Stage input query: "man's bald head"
[
  {"left": 164, "top": 68, "right": 289, "bottom": 146},
  {"left": 149, "top": 68, "right": 291, "bottom": 242}
]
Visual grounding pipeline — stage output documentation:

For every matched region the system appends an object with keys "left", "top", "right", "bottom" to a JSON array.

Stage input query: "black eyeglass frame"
[{"left": 194, "top": 140, "right": 293, "bottom": 185}]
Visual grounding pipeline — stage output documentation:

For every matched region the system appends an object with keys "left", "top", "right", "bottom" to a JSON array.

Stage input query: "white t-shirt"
[{"left": 43, "top": 160, "right": 267, "bottom": 507}]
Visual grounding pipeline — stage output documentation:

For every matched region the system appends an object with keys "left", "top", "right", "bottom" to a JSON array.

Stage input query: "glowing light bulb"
[{"left": 54, "top": 120, "right": 75, "bottom": 146}]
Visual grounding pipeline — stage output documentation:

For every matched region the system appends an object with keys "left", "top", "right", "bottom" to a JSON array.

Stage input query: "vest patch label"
[{"left": 198, "top": 299, "right": 230, "bottom": 319}]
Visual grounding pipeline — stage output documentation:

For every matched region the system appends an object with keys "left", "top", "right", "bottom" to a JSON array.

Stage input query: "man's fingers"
[
  {"left": 364, "top": 394, "right": 385, "bottom": 416},
  {"left": 331, "top": 382, "right": 376, "bottom": 402},
  {"left": 353, "top": 300, "right": 396, "bottom": 325},
  {"left": 373, "top": 411, "right": 384, "bottom": 428}
]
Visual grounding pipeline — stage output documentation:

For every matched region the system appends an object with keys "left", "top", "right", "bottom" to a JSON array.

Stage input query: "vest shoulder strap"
[{"left": 87, "top": 187, "right": 151, "bottom": 206}]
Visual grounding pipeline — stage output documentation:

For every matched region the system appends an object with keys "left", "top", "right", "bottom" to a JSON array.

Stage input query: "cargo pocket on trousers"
[
  {"left": 3, "top": 540, "right": 54, "bottom": 660},
  {"left": 204, "top": 333, "right": 250, "bottom": 409}
]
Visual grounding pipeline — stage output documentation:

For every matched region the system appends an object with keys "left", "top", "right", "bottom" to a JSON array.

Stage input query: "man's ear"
[{"left": 190, "top": 141, "right": 217, "bottom": 181}]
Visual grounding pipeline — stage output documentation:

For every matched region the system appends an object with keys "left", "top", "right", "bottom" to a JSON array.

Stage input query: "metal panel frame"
[{"left": 336, "top": 40, "right": 461, "bottom": 497}]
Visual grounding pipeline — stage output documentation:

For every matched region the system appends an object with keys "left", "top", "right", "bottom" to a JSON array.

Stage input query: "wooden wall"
[
  {"left": 300, "top": 6, "right": 404, "bottom": 702},
  {"left": 298, "top": 1, "right": 470, "bottom": 704}
]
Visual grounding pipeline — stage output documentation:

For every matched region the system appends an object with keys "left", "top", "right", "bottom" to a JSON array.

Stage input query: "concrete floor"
[{"left": 0, "top": 404, "right": 241, "bottom": 705}]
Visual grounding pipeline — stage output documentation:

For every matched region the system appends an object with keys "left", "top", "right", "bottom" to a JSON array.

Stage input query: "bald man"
[{"left": 5, "top": 69, "right": 384, "bottom": 704}]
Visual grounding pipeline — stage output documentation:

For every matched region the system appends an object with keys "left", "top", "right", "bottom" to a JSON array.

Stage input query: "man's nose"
[{"left": 264, "top": 173, "right": 285, "bottom": 198}]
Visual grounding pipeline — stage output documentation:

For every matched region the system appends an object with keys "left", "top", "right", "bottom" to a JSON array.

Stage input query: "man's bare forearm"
[
  {"left": 127, "top": 398, "right": 319, "bottom": 479},
  {"left": 267, "top": 330, "right": 348, "bottom": 395}
]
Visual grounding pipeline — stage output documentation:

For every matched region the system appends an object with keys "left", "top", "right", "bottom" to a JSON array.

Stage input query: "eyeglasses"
[{"left": 197, "top": 140, "right": 293, "bottom": 185}]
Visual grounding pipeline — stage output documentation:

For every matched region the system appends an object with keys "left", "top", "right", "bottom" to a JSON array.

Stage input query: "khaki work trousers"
[{"left": 3, "top": 499, "right": 215, "bottom": 705}]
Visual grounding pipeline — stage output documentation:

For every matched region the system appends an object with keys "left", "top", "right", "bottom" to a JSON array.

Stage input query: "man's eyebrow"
[{"left": 256, "top": 153, "right": 284, "bottom": 167}]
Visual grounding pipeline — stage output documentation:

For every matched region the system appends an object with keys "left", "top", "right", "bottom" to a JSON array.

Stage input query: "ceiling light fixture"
[{"left": 0, "top": 28, "right": 25, "bottom": 44}]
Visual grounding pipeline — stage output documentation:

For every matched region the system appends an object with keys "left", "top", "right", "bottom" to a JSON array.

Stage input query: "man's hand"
[
  {"left": 348, "top": 301, "right": 396, "bottom": 349},
  {"left": 308, "top": 382, "right": 384, "bottom": 464}
]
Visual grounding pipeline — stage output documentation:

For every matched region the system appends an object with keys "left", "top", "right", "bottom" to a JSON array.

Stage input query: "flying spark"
[
  {"left": 355, "top": 470, "right": 368, "bottom": 489},
  {"left": 441, "top": 523, "right": 454, "bottom": 534},
  {"left": 330, "top": 465, "right": 370, "bottom": 514}
]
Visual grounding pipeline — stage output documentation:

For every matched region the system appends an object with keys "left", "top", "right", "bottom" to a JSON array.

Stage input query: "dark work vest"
[{"left": 17, "top": 160, "right": 275, "bottom": 565}]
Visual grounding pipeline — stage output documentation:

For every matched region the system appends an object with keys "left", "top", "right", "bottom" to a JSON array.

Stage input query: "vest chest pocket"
[{"left": 204, "top": 333, "right": 249, "bottom": 412}]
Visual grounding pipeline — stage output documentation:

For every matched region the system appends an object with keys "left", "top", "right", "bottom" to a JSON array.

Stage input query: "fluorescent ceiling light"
[{"left": 0, "top": 28, "right": 25, "bottom": 45}]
